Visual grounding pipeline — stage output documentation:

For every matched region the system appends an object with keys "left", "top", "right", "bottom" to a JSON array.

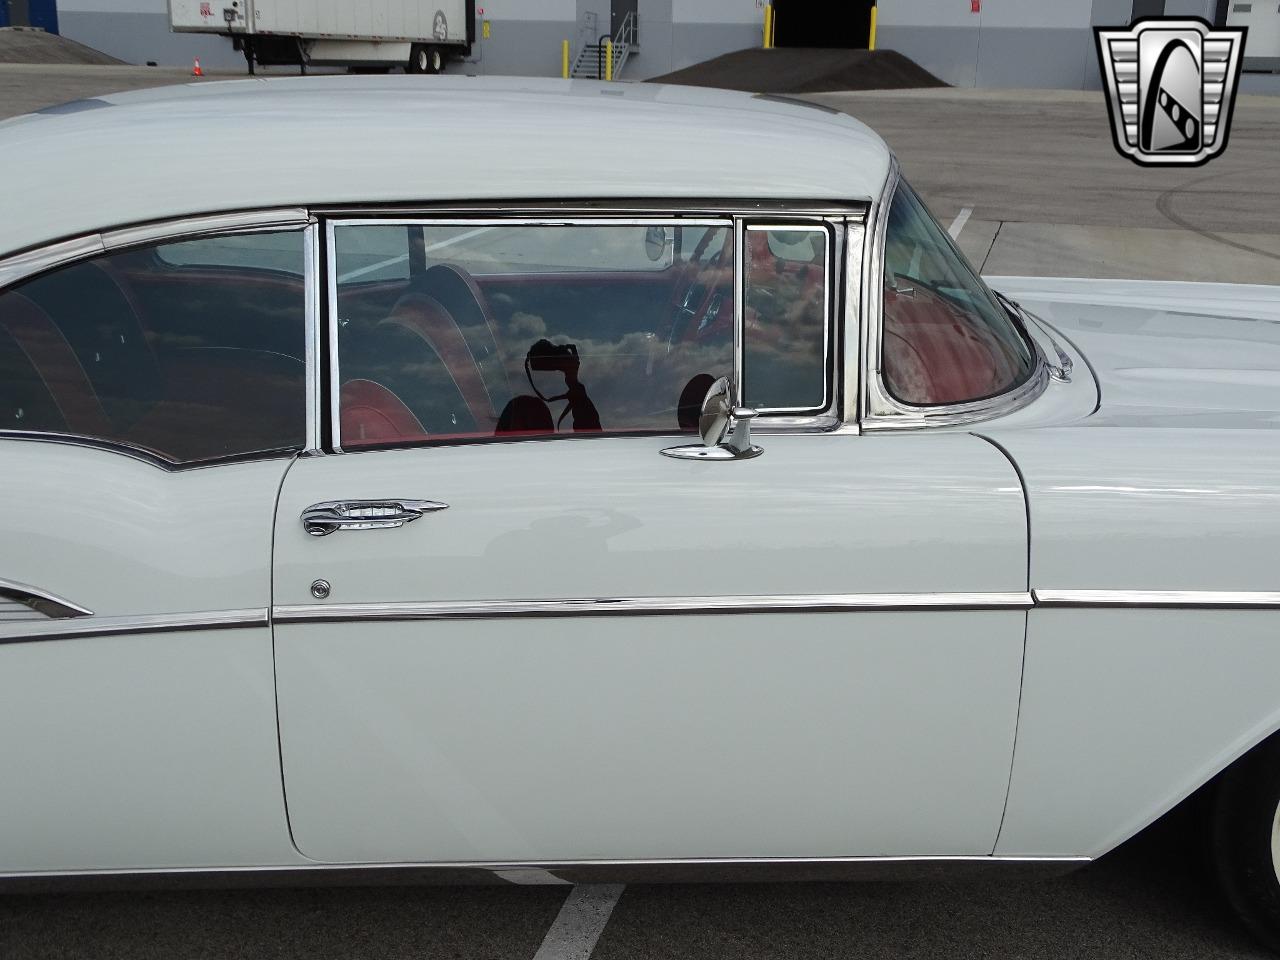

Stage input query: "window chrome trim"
[
  {"left": 860, "top": 159, "right": 1048, "bottom": 433},
  {"left": 0, "top": 578, "right": 93, "bottom": 619},
  {"left": 733, "top": 218, "right": 746, "bottom": 405},
  {"left": 1034, "top": 590, "right": 1280, "bottom": 609},
  {"left": 843, "top": 217, "right": 866, "bottom": 428},
  {"left": 100, "top": 208, "right": 310, "bottom": 253},
  {"left": 324, "top": 212, "right": 849, "bottom": 449},
  {"left": 742, "top": 222, "right": 834, "bottom": 416},
  {"left": 316, "top": 200, "right": 870, "bottom": 220},
  {"left": 0, "top": 209, "right": 315, "bottom": 463},
  {"left": 0, "top": 608, "right": 268, "bottom": 645},
  {"left": 325, "top": 218, "right": 344, "bottom": 453},
  {"left": 303, "top": 221, "right": 322, "bottom": 454},
  {"left": 275, "top": 592, "right": 1034, "bottom": 624},
  {"left": 0, "top": 234, "right": 105, "bottom": 290},
  {"left": 0, "top": 209, "right": 310, "bottom": 291}
]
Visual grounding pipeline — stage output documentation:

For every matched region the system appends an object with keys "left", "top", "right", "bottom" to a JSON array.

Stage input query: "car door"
[
  {"left": 270, "top": 213, "right": 1029, "bottom": 866},
  {"left": 0, "top": 217, "right": 311, "bottom": 873}
]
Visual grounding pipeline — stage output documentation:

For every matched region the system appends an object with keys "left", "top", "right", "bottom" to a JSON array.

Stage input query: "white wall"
[
  {"left": 59, "top": 0, "right": 162, "bottom": 11},
  {"left": 484, "top": 0, "right": 576, "bottom": 20},
  {"left": 672, "top": 0, "right": 763, "bottom": 25},
  {"left": 880, "top": 0, "right": 1095, "bottom": 29}
]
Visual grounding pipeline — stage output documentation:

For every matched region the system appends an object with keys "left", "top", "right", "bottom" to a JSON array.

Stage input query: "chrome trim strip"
[
  {"left": 0, "top": 578, "right": 93, "bottom": 619},
  {"left": 0, "top": 234, "right": 105, "bottom": 289},
  {"left": 326, "top": 216, "right": 736, "bottom": 229},
  {"left": 0, "top": 608, "right": 268, "bottom": 645},
  {"left": 0, "top": 210, "right": 310, "bottom": 290},
  {"left": 1034, "top": 590, "right": 1280, "bottom": 609},
  {"left": 275, "top": 592, "right": 1034, "bottom": 623},
  {"left": 317, "top": 201, "right": 870, "bottom": 220},
  {"left": 0, "top": 855, "right": 1090, "bottom": 890},
  {"left": 843, "top": 216, "right": 865, "bottom": 427},
  {"left": 101, "top": 208, "right": 310, "bottom": 251},
  {"left": 325, "top": 218, "right": 344, "bottom": 453},
  {"left": 733, "top": 218, "right": 745, "bottom": 406},
  {"left": 303, "top": 221, "right": 322, "bottom": 454}
]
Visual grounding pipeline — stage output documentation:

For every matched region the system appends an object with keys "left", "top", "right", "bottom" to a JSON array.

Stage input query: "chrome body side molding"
[
  {"left": 0, "top": 608, "right": 268, "bottom": 645},
  {"left": 1034, "top": 590, "right": 1280, "bottom": 609},
  {"left": 0, "top": 855, "right": 1091, "bottom": 892},
  {"left": 0, "top": 578, "right": 93, "bottom": 620},
  {"left": 274, "top": 592, "right": 1036, "bottom": 624},
  {"left": 3, "top": 590, "right": 1278, "bottom": 645}
]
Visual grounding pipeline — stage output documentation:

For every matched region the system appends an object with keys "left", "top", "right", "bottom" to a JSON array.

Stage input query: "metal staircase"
[{"left": 570, "top": 10, "right": 636, "bottom": 80}]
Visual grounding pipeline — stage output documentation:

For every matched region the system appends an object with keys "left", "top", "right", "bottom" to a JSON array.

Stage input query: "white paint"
[
  {"left": 532, "top": 885, "right": 625, "bottom": 960},
  {"left": 0, "top": 444, "right": 286, "bottom": 617},
  {"left": 0, "top": 77, "right": 891, "bottom": 258},
  {"left": 672, "top": 0, "right": 763, "bottom": 25},
  {"left": 998, "top": 610, "right": 1280, "bottom": 858},
  {"left": 272, "top": 433, "right": 1027, "bottom": 863},
  {"left": 0, "top": 628, "right": 301, "bottom": 871},
  {"left": 0, "top": 443, "right": 300, "bottom": 871},
  {"left": 948, "top": 207, "right": 973, "bottom": 239}
]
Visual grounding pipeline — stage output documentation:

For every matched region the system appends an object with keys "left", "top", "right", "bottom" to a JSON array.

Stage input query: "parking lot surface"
[{"left": 1, "top": 64, "right": 1279, "bottom": 960}]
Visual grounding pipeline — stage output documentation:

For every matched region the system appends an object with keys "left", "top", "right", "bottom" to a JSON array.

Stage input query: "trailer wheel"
[{"left": 407, "top": 44, "right": 443, "bottom": 75}]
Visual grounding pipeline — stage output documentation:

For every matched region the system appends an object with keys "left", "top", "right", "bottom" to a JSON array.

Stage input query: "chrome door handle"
[{"left": 301, "top": 499, "right": 448, "bottom": 537}]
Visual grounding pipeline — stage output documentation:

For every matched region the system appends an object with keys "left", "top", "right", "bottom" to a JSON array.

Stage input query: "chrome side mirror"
[{"left": 661, "top": 377, "right": 763, "bottom": 461}]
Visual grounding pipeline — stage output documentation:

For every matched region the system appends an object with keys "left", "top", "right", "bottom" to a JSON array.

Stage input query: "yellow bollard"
[
  {"left": 763, "top": 4, "right": 773, "bottom": 48},
  {"left": 562, "top": 39, "right": 570, "bottom": 79},
  {"left": 606, "top": 39, "right": 613, "bottom": 80},
  {"left": 869, "top": 5, "right": 878, "bottom": 51}
]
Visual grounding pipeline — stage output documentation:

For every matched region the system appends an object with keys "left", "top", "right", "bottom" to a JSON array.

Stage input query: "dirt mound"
[
  {"left": 0, "top": 28, "right": 124, "bottom": 66},
  {"left": 650, "top": 47, "right": 945, "bottom": 93}
]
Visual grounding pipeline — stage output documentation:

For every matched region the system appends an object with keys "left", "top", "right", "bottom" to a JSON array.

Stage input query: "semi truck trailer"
[{"left": 169, "top": 0, "right": 474, "bottom": 74}]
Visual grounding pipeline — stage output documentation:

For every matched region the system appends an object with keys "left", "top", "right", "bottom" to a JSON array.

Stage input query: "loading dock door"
[
  {"left": 772, "top": 0, "right": 873, "bottom": 49},
  {"left": 612, "top": 0, "right": 637, "bottom": 42}
]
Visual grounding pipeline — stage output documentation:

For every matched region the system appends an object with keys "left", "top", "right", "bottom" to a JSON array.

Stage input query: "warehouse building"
[{"left": 5, "top": 0, "right": 1277, "bottom": 87}]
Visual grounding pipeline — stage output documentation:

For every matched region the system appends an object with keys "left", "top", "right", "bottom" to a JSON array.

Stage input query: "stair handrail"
[{"left": 610, "top": 11, "right": 636, "bottom": 78}]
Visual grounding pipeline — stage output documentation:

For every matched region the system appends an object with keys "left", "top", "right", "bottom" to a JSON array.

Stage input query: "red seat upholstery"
[
  {"left": 380, "top": 292, "right": 496, "bottom": 429},
  {"left": 882, "top": 287, "right": 1002, "bottom": 405},
  {"left": 340, "top": 378, "right": 428, "bottom": 446}
]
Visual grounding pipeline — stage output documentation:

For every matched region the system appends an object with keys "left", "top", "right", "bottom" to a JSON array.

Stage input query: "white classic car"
[{"left": 3, "top": 77, "right": 1280, "bottom": 948}]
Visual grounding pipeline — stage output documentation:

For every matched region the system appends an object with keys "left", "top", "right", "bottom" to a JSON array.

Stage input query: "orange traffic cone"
[{"left": 192, "top": 58, "right": 203, "bottom": 77}]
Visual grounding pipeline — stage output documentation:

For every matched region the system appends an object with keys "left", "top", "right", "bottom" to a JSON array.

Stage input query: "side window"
[
  {"left": 881, "top": 182, "right": 1035, "bottom": 406},
  {"left": 0, "top": 229, "right": 306, "bottom": 462},
  {"left": 331, "top": 222, "right": 735, "bottom": 449},
  {"left": 743, "top": 225, "right": 830, "bottom": 412}
]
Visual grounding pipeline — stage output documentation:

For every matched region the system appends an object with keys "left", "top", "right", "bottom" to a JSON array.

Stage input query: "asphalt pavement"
[
  {"left": 0, "top": 814, "right": 1272, "bottom": 959},
  {"left": 1, "top": 63, "right": 1279, "bottom": 960}
]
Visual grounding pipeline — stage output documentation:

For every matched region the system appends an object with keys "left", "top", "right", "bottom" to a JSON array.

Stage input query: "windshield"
[{"left": 881, "top": 181, "right": 1036, "bottom": 406}]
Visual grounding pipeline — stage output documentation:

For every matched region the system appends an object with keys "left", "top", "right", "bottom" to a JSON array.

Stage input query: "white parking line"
[
  {"left": 531, "top": 884, "right": 626, "bottom": 960},
  {"left": 949, "top": 207, "right": 974, "bottom": 240},
  {"left": 494, "top": 867, "right": 572, "bottom": 885}
]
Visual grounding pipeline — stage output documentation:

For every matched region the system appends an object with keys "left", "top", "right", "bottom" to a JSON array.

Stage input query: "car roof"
[{"left": 0, "top": 75, "right": 891, "bottom": 259}]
